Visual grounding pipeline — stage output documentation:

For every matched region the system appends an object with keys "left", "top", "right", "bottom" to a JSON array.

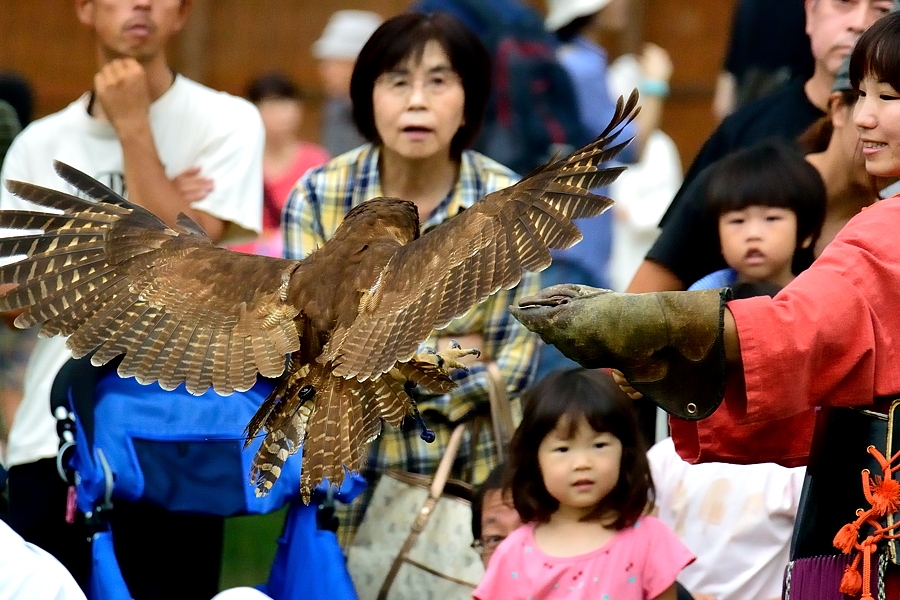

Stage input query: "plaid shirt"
[{"left": 283, "top": 144, "right": 540, "bottom": 544}]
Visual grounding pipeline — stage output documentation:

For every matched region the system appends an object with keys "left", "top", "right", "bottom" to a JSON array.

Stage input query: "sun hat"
[
  {"left": 545, "top": 0, "right": 612, "bottom": 32},
  {"left": 312, "top": 10, "right": 384, "bottom": 60}
]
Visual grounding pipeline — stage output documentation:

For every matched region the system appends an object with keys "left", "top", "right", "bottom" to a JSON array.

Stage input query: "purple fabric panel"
[{"left": 785, "top": 554, "right": 883, "bottom": 600}]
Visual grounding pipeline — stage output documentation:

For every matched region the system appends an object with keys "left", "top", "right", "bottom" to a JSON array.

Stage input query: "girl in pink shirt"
[{"left": 474, "top": 368, "right": 693, "bottom": 600}]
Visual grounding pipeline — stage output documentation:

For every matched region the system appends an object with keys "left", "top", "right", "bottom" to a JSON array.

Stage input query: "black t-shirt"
[
  {"left": 647, "top": 79, "right": 825, "bottom": 287},
  {"left": 725, "top": 0, "right": 814, "bottom": 82}
]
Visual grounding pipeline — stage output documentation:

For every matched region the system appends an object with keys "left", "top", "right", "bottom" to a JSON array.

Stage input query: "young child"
[
  {"left": 474, "top": 369, "right": 693, "bottom": 600},
  {"left": 688, "top": 139, "right": 827, "bottom": 291}
]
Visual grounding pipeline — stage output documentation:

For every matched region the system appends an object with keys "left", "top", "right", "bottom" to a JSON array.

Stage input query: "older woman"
[{"left": 282, "top": 12, "right": 539, "bottom": 546}]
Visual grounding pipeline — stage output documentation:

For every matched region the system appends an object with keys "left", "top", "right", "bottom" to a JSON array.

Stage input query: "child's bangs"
[{"left": 551, "top": 405, "right": 612, "bottom": 440}]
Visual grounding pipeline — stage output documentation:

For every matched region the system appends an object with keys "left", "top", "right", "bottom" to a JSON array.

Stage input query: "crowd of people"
[{"left": 2, "top": 0, "right": 899, "bottom": 599}]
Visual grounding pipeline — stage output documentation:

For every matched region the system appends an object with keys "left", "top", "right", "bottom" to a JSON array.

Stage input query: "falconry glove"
[{"left": 511, "top": 284, "right": 732, "bottom": 420}]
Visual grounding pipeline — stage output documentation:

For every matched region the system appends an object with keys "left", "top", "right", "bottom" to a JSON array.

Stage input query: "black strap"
[{"left": 50, "top": 354, "right": 121, "bottom": 452}]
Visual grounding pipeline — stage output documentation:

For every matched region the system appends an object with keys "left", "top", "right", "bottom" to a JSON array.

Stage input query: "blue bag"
[{"left": 53, "top": 356, "right": 362, "bottom": 600}]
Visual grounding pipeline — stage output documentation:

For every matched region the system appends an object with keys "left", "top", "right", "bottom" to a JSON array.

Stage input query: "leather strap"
[
  {"left": 377, "top": 425, "right": 468, "bottom": 599},
  {"left": 484, "top": 361, "right": 513, "bottom": 462}
]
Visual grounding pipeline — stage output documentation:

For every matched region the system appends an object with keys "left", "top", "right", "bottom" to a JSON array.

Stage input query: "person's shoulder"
[
  {"left": 509, "top": 522, "right": 535, "bottom": 543},
  {"left": 16, "top": 97, "right": 85, "bottom": 137},
  {"left": 647, "top": 436, "right": 676, "bottom": 460},
  {"left": 464, "top": 150, "right": 520, "bottom": 187},
  {"left": 174, "top": 76, "right": 253, "bottom": 108},
  {"left": 495, "top": 522, "right": 535, "bottom": 554},
  {"left": 727, "top": 79, "right": 808, "bottom": 120},
  {"left": 628, "top": 515, "right": 676, "bottom": 539},
  {"left": 2, "top": 97, "right": 87, "bottom": 169},
  {"left": 167, "top": 77, "right": 261, "bottom": 125},
  {"left": 312, "top": 145, "right": 371, "bottom": 174},
  {"left": 687, "top": 268, "right": 738, "bottom": 290},
  {"left": 296, "top": 144, "right": 373, "bottom": 188},
  {"left": 717, "top": 79, "right": 818, "bottom": 139}
]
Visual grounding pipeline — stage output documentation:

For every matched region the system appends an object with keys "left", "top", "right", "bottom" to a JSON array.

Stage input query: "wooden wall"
[{"left": 0, "top": 0, "right": 735, "bottom": 170}]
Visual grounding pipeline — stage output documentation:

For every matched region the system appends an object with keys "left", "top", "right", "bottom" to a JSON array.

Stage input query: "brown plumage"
[{"left": 0, "top": 92, "right": 639, "bottom": 501}]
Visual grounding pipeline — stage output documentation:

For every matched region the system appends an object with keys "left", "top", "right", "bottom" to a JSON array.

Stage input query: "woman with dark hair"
[
  {"left": 511, "top": 10, "right": 900, "bottom": 598},
  {"left": 282, "top": 12, "right": 539, "bottom": 546}
]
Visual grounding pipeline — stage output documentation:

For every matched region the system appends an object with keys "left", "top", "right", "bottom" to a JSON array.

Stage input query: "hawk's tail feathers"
[{"left": 250, "top": 400, "right": 314, "bottom": 499}]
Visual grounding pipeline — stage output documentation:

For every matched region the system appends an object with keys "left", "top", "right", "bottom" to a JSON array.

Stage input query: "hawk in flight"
[{"left": 0, "top": 94, "right": 637, "bottom": 501}]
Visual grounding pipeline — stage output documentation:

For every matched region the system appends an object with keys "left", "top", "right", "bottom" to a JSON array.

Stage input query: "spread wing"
[
  {"left": 0, "top": 162, "right": 304, "bottom": 395},
  {"left": 324, "top": 91, "right": 640, "bottom": 380}
]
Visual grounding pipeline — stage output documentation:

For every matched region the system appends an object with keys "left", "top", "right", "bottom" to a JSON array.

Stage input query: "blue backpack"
[
  {"left": 412, "top": 0, "right": 591, "bottom": 175},
  {"left": 52, "top": 355, "right": 364, "bottom": 600}
]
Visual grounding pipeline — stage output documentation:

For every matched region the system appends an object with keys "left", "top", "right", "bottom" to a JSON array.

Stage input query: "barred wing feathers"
[
  {"left": 0, "top": 162, "right": 304, "bottom": 395},
  {"left": 326, "top": 92, "right": 640, "bottom": 380}
]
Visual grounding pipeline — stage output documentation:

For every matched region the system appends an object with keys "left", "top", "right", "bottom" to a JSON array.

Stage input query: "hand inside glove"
[{"left": 510, "top": 284, "right": 732, "bottom": 420}]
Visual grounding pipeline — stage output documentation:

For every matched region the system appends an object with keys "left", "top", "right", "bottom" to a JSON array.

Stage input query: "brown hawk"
[{"left": 0, "top": 93, "right": 637, "bottom": 501}]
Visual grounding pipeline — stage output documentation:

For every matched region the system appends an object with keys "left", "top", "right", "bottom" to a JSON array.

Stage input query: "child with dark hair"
[
  {"left": 474, "top": 368, "right": 693, "bottom": 600},
  {"left": 689, "top": 139, "right": 826, "bottom": 290}
]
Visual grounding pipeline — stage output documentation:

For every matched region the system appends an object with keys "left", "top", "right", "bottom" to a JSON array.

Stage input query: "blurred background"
[{"left": 0, "top": 0, "right": 733, "bottom": 171}]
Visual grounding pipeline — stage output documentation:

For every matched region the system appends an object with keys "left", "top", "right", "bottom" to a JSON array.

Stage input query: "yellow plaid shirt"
[{"left": 283, "top": 144, "right": 540, "bottom": 544}]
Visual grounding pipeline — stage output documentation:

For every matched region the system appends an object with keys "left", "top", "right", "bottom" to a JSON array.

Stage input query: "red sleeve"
[{"left": 672, "top": 198, "right": 900, "bottom": 465}]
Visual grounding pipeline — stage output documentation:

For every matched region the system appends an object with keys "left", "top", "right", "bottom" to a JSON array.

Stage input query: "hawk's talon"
[{"left": 413, "top": 344, "right": 481, "bottom": 373}]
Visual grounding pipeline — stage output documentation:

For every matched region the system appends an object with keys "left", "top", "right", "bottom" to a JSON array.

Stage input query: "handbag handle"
[
  {"left": 429, "top": 423, "right": 466, "bottom": 499},
  {"left": 485, "top": 361, "right": 513, "bottom": 463},
  {"left": 375, "top": 424, "right": 470, "bottom": 599}
]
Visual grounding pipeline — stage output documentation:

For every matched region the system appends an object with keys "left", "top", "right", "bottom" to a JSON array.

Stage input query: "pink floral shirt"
[{"left": 473, "top": 516, "right": 693, "bottom": 600}]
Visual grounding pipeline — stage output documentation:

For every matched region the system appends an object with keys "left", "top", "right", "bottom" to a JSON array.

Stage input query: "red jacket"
[{"left": 671, "top": 196, "right": 900, "bottom": 466}]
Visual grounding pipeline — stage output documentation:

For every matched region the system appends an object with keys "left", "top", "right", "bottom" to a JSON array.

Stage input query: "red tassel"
[
  {"left": 870, "top": 478, "right": 900, "bottom": 516},
  {"left": 833, "top": 523, "right": 859, "bottom": 553},
  {"left": 839, "top": 565, "right": 862, "bottom": 595}
]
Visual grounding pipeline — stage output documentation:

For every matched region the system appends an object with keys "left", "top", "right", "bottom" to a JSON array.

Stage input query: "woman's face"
[
  {"left": 854, "top": 75, "right": 900, "bottom": 178},
  {"left": 372, "top": 40, "right": 465, "bottom": 162}
]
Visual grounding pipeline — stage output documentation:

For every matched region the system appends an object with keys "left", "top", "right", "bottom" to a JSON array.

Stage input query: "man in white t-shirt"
[{"left": 0, "top": 0, "right": 263, "bottom": 594}]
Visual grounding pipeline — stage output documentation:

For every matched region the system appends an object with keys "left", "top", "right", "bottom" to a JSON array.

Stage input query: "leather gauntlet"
[{"left": 510, "top": 284, "right": 732, "bottom": 420}]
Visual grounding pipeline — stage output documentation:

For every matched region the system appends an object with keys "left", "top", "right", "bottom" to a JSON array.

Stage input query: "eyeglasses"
[
  {"left": 471, "top": 535, "right": 506, "bottom": 556},
  {"left": 374, "top": 69, "right": 462, "bottom": 99}
]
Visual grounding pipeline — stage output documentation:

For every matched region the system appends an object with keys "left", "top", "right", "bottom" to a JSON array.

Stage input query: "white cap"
[
  {"left": 545, "top": 0, "right": 612, "bottom": 32},
  {"left": 312, "top": 10, "right": 384, "bottom": 60}
]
